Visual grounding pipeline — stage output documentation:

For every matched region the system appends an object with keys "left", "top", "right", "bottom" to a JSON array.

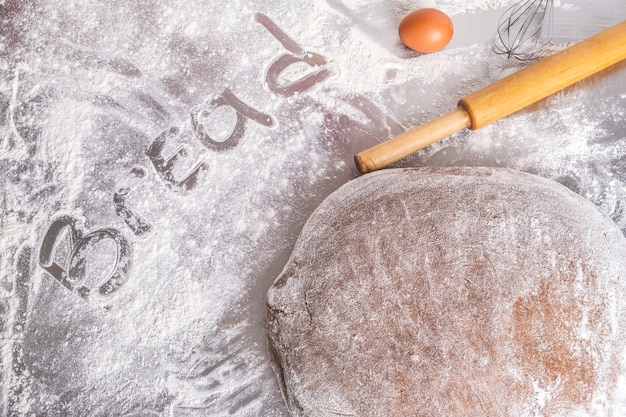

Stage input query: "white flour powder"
[{"left": 0, "top": 0, "right": 625, "bottom": 416}]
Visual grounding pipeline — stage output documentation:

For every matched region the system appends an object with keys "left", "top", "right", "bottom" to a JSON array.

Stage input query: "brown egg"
[{"left": 399, "top": 8, "right": 454, "bottom": 53}]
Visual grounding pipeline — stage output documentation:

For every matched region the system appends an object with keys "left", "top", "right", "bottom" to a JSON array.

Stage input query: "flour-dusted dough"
[{"left": 266, "top": 167, "right": 626, "bottom": 417}]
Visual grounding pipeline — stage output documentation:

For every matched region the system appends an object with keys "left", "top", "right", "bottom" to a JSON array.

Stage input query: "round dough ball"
[{"left": 267, "top": 167, "right": 626, "bottom": 417}]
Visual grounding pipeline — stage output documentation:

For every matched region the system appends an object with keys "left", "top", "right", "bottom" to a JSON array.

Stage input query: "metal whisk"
[{"left": 494, "top": 0, "right": 555, "bottom": 60}]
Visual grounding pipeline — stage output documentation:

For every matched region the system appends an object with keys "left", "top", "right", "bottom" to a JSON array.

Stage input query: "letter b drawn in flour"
[{"left": 38, "top": 215, "right": 132, "bottom": 300}]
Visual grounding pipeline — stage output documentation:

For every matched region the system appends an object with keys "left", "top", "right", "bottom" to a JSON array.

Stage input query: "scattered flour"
[{"left": 0, "top": 0, "right": 624, "bottom": 416}]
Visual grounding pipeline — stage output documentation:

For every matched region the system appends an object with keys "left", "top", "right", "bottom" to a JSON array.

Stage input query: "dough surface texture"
[{"left": 266, "top": 167, "right": 626, "bottom": 417}]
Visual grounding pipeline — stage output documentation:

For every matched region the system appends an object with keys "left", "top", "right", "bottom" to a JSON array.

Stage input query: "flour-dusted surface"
[
  {"left": 267, "top": 167, "right": 626, "bottom": 417},
  {"left": 0, "top": 0, "right": 625, "bottom": 415}
]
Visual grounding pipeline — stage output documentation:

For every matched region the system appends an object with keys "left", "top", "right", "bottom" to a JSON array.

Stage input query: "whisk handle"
[
  {"left": 354, "top": 20, "right": 626, "bottom": 174},
  {"left": 460, "top": 19, "right": 626, "bottom": 129}
]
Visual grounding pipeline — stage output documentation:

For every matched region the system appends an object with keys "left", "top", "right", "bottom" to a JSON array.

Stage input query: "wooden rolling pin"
[{"left": 354, "top": 20, "right": 626, "bottom": 174}]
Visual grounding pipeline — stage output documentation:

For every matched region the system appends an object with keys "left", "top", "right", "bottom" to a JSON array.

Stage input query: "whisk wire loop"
[{"left": 495, "top": 0, "right": 555, "bottom": 60}]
